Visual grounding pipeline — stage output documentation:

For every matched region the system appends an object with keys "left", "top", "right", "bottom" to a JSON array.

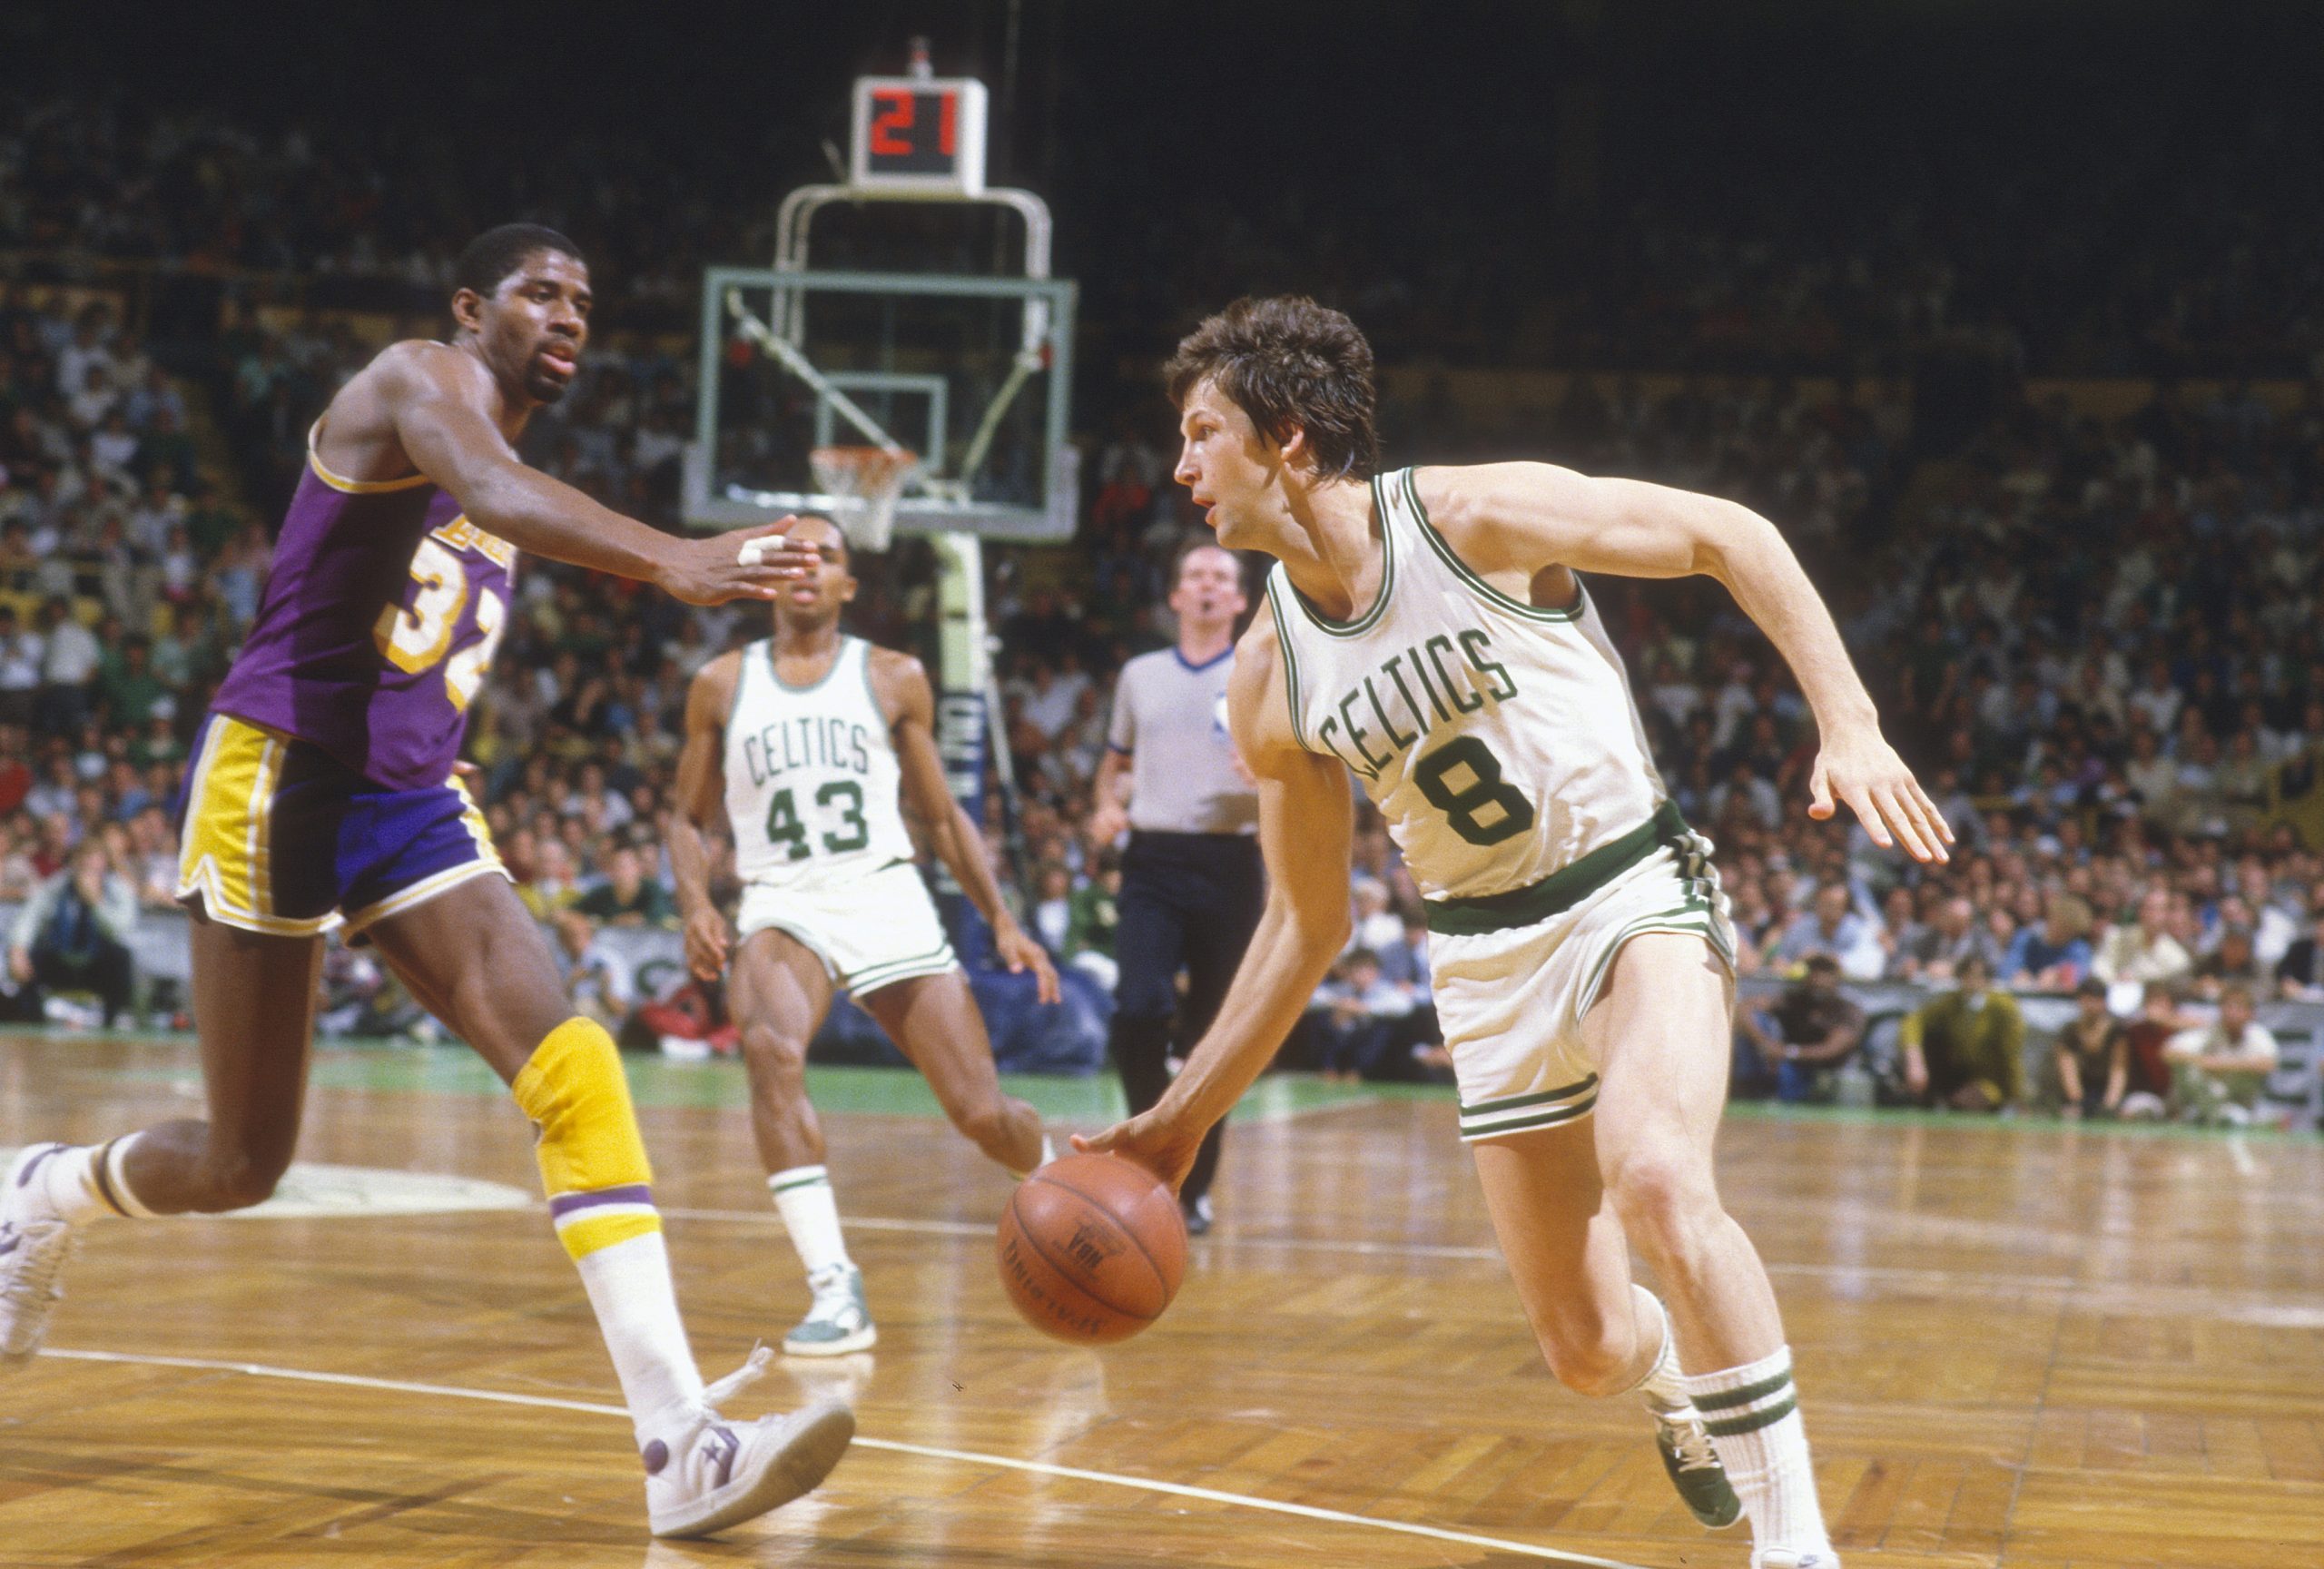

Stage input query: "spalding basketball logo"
[{"left": 1065, "top": 1217, "right": 1128, "bottom": 1274}]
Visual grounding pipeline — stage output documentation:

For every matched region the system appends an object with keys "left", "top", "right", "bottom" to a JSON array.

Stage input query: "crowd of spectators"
[
  {"left": 4, "top": 83, "right": 2322, "bottom": 1124},
  {"left": 7, "top": 74, "right": 2323, "bottom": 394}
]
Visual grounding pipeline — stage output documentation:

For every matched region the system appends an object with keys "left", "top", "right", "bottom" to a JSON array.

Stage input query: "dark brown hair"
[{"left": 1166, "top": 296, "right": 1381, "bottom": 482}]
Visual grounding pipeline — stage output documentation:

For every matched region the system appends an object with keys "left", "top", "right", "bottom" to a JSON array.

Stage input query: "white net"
[{"left": 810, "top": 445, "right": 921, "bottom": 551}]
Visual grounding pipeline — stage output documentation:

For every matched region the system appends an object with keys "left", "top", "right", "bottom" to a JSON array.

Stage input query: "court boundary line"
[{"left": 35, "top": 1347, "right": 1650, "bottom": 1569}]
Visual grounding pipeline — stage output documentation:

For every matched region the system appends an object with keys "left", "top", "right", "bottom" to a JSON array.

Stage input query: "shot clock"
[{"left": 850, "top": 75, "right": 990, "bottom": 195}]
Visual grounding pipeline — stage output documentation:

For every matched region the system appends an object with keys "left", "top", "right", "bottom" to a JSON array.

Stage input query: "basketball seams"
[
  {"left": 1022, "top": 1169, "right": 1176, "bottom": 1291},
  {"left": 1003, "top": 1186, "right": 1157, "bottom": 1326}
]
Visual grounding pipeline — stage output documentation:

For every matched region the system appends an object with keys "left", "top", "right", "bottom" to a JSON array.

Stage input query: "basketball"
[{"left": 997, "top": 1154, "right": 1188, "bottom": 1344}]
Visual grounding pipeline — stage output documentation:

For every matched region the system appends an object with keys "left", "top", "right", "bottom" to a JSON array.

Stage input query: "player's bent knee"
[
  {"left": 1604, "top": 1150, "right": 1723, "bottom": 1253},
  {"left": 739, "top": 1024, "right": 811, "bottom": 1082},
  {"left": 1532, "top": 1317, "right": 1634, "bottom": 1397},
  {"left": 194, "top": 1148, "right": 291, "bottom": 1211},
  {"left": 952, "top": 1100, "right": 1013, "bottom": 1153}
]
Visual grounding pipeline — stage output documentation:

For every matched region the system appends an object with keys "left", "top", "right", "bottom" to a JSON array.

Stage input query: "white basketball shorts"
[
  {"left": 1428, "top": 833, "right": 1735, "bottom": 1142},
  {"left": 736, "top": 858, "right": 960, "bottom": 998}
]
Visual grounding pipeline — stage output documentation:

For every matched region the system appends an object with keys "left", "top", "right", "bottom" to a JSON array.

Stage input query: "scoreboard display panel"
[{"left": 851, "top": 76, "right": 989, "bottom": 194}]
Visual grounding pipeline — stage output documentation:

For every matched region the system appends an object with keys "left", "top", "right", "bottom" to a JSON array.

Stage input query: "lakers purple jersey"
[{"left": 212, "top": 425, "right": 514, "bottom": 790}]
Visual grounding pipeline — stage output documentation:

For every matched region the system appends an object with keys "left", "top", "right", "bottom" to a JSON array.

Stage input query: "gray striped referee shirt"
[{"left": 1106, "top": 646, "right": 1258, "bottom": 835}]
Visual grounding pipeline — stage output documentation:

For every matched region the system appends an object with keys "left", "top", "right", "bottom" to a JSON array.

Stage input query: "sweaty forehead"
[{"left": 505, "top": 252, "right": 590, "bottom": 294}]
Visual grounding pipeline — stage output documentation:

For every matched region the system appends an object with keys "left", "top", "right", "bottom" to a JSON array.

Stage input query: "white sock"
[
  {"left": 1621, "top": 1285, "right": 1692, "bottom": 1416},
  {"left": 1685, "top": 1345, "right": 1833, "bottom": 1560},
  {"left": 10, "top": 1137, "right": 153, "bottom": 1224},
  {"left": 572, "top": 1229, "right": 708, "bottom": 1442},
  {"left": 770, "top": 1166, "right": 852, "bottom": 1278}
]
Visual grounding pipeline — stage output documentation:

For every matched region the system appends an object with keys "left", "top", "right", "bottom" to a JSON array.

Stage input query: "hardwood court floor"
[{"left": 2, "top": 1031, "right": 2320, "bottom": 1568}]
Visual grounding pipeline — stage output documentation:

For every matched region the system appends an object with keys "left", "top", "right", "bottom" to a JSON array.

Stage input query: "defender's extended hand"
[
  {"left": 996, "top": 924, "right": 1062, "bottom": 1005},
  {"left": 1072, "top": 1107, "right": 1206, "bottom": 1196},
  {"left": 683, "top": 906, "right": 734, "bottom": 982},
  {"left": 657, "top": 519, "right": 822, "bottom": 607},
  {"left": 1807, "top": 730, "right": 1953, "bottom": 863}
]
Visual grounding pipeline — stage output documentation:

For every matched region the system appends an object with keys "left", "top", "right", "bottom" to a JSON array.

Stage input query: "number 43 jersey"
[
  {"left": 1262, "top": 467, "right": 1668, "bottom": 903},
  {"left": 724, "top": 636, "right": 913, "bottom": 891}
]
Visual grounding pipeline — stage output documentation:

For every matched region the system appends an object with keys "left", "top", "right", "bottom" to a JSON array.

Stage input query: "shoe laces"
[
  {"left": 1660, "top": 1409, "right": 1722, "bottom": 1473},
  {"left": 804, "top": 1265, "right": 862, "bottom": 1320},
  {"left": 701, "top": 1342, "right": 773, "bottom": 1410}
]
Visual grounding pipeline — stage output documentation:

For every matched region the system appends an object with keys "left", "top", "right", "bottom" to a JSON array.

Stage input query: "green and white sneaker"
[
  {"left": 783, "top": 1263, "right": 876, "bottom": 1357},
  {"left": 1654, "top": 1404, "right": 1743, "bottom": 1529}
]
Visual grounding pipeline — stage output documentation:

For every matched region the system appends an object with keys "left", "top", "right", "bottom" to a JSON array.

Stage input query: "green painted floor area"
[
  {"left": 84, "top": 1033, "right": 1426, "bottom": 1124},
  {"left": 32, "top": 1027, "right": 2314, "bottom": 1140}
]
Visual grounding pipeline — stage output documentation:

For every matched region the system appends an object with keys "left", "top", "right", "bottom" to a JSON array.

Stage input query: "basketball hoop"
[{"left": 811, "top": 445, "right": 920, "bottom": 551}]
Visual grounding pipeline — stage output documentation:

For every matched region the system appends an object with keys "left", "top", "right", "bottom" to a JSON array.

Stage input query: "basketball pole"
[{"left": 696, "top": 49, "right": 1068, "bottom": 961}]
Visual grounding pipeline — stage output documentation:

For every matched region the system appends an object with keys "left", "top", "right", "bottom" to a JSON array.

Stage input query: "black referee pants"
[{"left": 1108, "top": 831, "right": 1266, "bottom": 1207}]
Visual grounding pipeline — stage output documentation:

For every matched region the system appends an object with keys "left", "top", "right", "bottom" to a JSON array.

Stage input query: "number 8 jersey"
[
  {"left": 724, "top": 636, "right": 913, "bottom": 890},
  {"left": 1262, "top": 467, "right": 1668, "bottom": 902},
  {"left": 212, "top": 423, "right": 511, "bottom": 791}
]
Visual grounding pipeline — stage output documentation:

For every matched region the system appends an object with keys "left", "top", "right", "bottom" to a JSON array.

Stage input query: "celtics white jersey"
[
  {"left": 1264, "top": 467, "right": 1667, "bottom": 902},
  {"left": 725, "top": 636, "right": 913, "bottom": 890}
]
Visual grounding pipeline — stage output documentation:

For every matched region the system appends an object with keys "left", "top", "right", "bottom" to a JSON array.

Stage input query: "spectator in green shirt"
[
  {"left": 1899, "top": 953, "right": 2026, "bottom": 1111},
  {"left": 98, "top": 636, "right": 167, "bottom": 729},
  {"left": 1067, "top": 849, "right": 1121, "bottom": 962},
  {"left": 574, "top": 842, "right": 675, "bottom": 928}
]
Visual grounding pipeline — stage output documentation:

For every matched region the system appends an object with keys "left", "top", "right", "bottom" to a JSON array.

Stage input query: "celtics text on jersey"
[
  {"left": 1263, "top": 467, "right": 1669, "bottom": 903},
  {"left": 724, "top": 636, "right": 915, "bottom": 889}
]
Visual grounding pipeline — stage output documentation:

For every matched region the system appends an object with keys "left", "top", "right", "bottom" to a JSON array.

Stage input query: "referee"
[{"left": 1088, "top": 542, "right": 1263, "bottom": 1234}]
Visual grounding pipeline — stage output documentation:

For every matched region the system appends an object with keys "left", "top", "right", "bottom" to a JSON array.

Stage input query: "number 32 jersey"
[
  {"left": 1262, "top": 467, "right": 1667, "bottom": 903},
  {"left": 724, "top": 636, "right": 913, "bottom": 890},
  {"left": 212, "top": 423, "right": 510, "bottom": 791}
]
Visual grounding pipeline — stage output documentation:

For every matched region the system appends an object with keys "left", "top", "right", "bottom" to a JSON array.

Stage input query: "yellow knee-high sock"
[
  {"left": 516, "top": 1016, "right": 662, "bottom": 1258},
  {"left": 513, "top": 1018, "right": 704, "bottom": 1436}
]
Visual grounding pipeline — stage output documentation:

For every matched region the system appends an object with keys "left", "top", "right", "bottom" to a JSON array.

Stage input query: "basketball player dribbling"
[
  {"left": 669, "top": 514, "right": 1058, "bottom": 1358},
  {"left": 0, "top": 225, "right": 854, "bottom": 1539},
  {"left": 1081, "top": 297, "right": 1953, "bottom": 1569}
]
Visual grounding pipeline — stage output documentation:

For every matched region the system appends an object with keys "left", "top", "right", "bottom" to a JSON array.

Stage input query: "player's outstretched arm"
[
  {"left": 668, "top": 653, "right": 741, "bottom": 982},
  {"left": 880, "top": 651, "right": 1060, "bottom": 1003},
  {"left": 378, "top": 344, "right": 815, "bottom": 605},
  {"left": 1423, "top": 462, "right": 1953, "bottom": 863},
  {"left": 1074, "top": 624, "right": 1353, "bottom": 1190}
]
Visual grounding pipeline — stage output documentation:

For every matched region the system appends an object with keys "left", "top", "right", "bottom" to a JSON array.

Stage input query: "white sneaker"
[
  {"left": 645, "top": 1348, "right": 855, "bottom": 1539},
  {"left": 1754, "top": 1550, "right": 1841, "bottom": 1568},
  {"left": 783, "top": 1264, "right": 877, "bottom": 1357},
  {"left": 0, "top": 1219, "right": 79, "bottom": 1366}
]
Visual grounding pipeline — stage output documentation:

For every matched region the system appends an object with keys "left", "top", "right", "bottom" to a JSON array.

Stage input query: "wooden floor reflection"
[{"left": 2, "top": 1032, "right": 2319, "bottom": 1567}]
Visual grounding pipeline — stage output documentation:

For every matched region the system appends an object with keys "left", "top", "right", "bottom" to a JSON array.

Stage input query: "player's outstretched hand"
[
  {"left": 683, "top": 905, "right": 734, "bottom": 982},
  {"left": 995, "top": 923, "right": 1062, "bottom": 1005},
  {"left": 1072, "top": 1110, "right": 1205, "bottom": 1196},
  {"left": 657, "top": 519, "right": 822, "bottom": 607},
  {"left": 1808, "top": 728, "right": 1953, "bottom": 863}
]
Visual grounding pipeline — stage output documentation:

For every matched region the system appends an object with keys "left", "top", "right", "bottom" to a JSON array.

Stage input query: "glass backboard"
[{"left": 686, "top": 267, "right": 1078, "bottom": 543}]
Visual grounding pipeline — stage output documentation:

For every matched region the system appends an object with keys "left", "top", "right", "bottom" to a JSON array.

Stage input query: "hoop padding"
[{"left": 811, "top": 445, "right": 921, "bottom": 551}]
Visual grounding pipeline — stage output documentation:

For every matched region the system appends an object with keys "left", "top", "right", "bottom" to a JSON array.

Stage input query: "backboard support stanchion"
[{"left": 692, "top": 48, "right": 1071, "bottom": 954}]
